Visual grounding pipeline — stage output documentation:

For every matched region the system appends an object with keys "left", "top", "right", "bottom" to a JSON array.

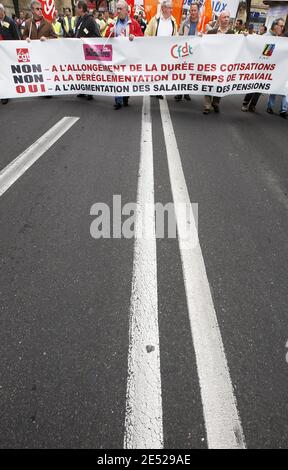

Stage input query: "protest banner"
[
  {"left": 183, "top": 0, "right": 239, "bottom": 17},
  {"left": 0, "top": 36, "right": 288, "bottom": 99}
]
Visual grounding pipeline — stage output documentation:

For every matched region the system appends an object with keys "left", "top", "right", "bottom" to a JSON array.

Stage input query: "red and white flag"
[{"left": 40, "top": 0, "right": 56, "bottom": 23}]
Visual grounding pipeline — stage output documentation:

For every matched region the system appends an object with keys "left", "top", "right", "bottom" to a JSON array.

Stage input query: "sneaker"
[
  {"left": 174, "top": 95, "right": 182, "bottom": 102},
  {"left": 113, "top": 103, "right": 122, "bottom": 110},
  {"left": 203, "top": 109, "right": 210, "bottom": 115},
  {"left": 77, "top": 94, "right": 85, "bottom": 98},
  {"left": 86, "top": 95, "right": 93, "bottom": 101},
  {"left": 241, "top": 105, "right": 249, "bottom": 112},
  {"left": 266, "top": 107, "right": 274, "bottom": 114},
  {"left": 248, "top": 106, "right": 256, "bottom": 112},
  {"left": 155, "top": 95, "right": 164, "bottom": 100},
  {"left": 184, "top": 94, "right": 191, "bottom": 101},
  {"left": 279, "top": 112, "right": 287, "bottom": 119}
]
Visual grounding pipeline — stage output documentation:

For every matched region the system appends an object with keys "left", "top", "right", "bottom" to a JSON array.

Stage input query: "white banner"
[
  {"left": 183, "top": 0, "right": 239, "bottom": 17},
  {"left": 0, "top": 36, "right": 288, "bottom": 99}
]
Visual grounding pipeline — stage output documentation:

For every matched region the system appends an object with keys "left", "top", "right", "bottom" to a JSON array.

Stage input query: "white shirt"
[{"left": 157, "top": 15, "right": 173, "bottom": 37}]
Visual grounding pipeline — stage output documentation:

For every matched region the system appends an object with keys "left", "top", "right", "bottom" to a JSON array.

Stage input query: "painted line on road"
[
  {"left": 124, "top": 96, "right": 163, "bottom": 449},
  {"left": 159, "top": 98, "right": 246, "bottom": 449},
  {"left": 0, "top": 116, "right": 79, "bottom": 198}
]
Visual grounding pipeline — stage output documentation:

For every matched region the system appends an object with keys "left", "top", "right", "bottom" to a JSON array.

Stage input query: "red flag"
[
  {"left": 40, "top": 0, "right": 55, "bottom": 23},
  {"left": 197, "top": 0, "right": 213, "bottom": 33},
  {"left": 127, "top": 0, "right": 135, "bottom": 16}
]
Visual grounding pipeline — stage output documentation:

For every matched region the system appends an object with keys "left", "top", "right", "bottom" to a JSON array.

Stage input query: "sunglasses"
[{"left": 34, "top": 7, "right": 42, "bottom": 10}]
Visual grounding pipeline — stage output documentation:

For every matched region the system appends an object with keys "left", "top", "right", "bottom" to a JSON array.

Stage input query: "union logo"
[{"left": 16, "top": 48, "right": 30, "bottom": 63}]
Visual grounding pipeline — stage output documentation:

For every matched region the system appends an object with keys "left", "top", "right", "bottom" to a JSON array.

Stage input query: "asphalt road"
[{"left": 0, "top": 93, "right": 287, "bottom": 449}]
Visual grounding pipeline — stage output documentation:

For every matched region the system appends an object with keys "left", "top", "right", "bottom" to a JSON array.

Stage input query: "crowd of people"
[{"left": 0, "top": 0, "right": 287, "bottom": 117}]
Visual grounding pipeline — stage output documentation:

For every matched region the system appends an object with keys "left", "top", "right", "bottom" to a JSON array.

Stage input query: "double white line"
[{"left": 125, "top": 97, "right": 246, "bottom": 449}]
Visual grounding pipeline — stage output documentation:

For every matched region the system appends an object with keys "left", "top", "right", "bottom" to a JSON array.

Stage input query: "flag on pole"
[
  {"left": 197, "top": 0, "right": 213, "bottom": 33},
  {"left": 40, "top": 0, "right": 56, "bottom": 23}
]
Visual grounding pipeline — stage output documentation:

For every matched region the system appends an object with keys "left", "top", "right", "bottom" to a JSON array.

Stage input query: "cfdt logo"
[
  {"left": 16, "top": 48, "right": 30, "bottom": 63},
  {"left": 170, "top": 42, "right": 193, "bottom": 59},
  {"left": 262, "top": 44, "right": 275, "bottom": 57}
]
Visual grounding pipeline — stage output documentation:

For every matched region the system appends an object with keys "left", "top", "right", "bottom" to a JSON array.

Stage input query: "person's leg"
[
  {"left": 248, "top": 93, "right": 261, "bottom": 111},
  {"left": 212, "top": 96, "right": 221, "bottom": 112},
  {"left": 114, "top": 96, "right": 123, "bottom": 109},
  {"left": 267, "top": 94, "right": 275, "bottom": 113},
  {"left": 203, "top": 95, "right": 212, "bottom": 113},
  {"left": 279, "top": 95, "right": 287, "bottom": 118}
]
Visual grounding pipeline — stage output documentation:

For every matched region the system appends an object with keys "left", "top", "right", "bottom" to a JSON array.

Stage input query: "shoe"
[
  {"left": 184, "top": 94, "right": 191, "bottom": 101},
  {"left": 266, "top": 107, "right": 274, "bottom": 114},
  {"left": 1, "top": 99, "right": 9, "bottom": 105},
  {"left": 86, "top": 95, "right": 93, "bottom": 101},
  {"left": 279, "top": 112, "right": 287, "bottom": 119},
  {"left": 77, "top": 94, "right": 85, "bottom": 98},
  {"left": 203, "top": 109, "right": 210, "bottom": 114},
  {"left": 113, "top": 103, "right": 122, "bottom": 110},
  {"left": 241, "top": 105, "right": 249, "bottom": 112},
  {"left": 174, "top": 95, "right": 182, "bottom": 102},
  {"left": 212, "top": 103, "right": 220, "bottom": 113},
  {"left": 248, "top": 106, "right": 256, "bottom": 112},
  {"left": 123, "top": 97, "right": 129, "bottom": 107},
  {"left": 155, "top": 95, "right": 164, "bottom": 100}
]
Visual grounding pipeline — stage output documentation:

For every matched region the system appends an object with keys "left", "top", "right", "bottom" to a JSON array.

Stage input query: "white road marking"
[
  {"left": 124, "top": 96, "right": 163, "bottom": 449},
  {"left": 159, "top": 98, "right": 246, "bottom": 449},
  {"left": 0, "top": 116, "right": 79, "bottom": 198}
]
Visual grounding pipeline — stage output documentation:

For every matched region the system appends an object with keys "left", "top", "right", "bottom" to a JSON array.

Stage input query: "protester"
[
  {"left": 63, "top": 7, "right": 76, "bottom": 38},
  {"left": 136, "top": 11, "right": 147, "bottom": 34},
  {"left": 75, "top": 1, "right": 101, "bottom": 101},
  {"left": 0, "top": 3, "right": 20, "bottom": 105},
  {"left": 23, "top": 1, "right": 57, "bottom": 40},
  {"left": 203, "top": 10, "right": 234, "bottom": 115},
  {"left": 234, "top": 18, "right": 243, "bottom": 34},
  {"left": 145, "top": 0, "right": 177, "bottom": 38},
  {"left": 52, "top": 10, "right": 64, "bottom": 37},
  {"left": 98, "top": 9, "right": 113, "bottom": 36},
  {"left": 17, "top": 10, "right": 27, "bottom": 38},
  {"left": 265, "top": 18, "right": 287, "bottom": 119},
  {"left": 105, "top": 0, "right": 143, "bottom": 110},
  {"left": 175, "top": 2, "right": 199, "bottom": 102},
  {"left": 258, "top": 25, "right": 267, "bottom": 35},
  {"left": 145, "top": 0, "right": 178, "bottom": 99}
]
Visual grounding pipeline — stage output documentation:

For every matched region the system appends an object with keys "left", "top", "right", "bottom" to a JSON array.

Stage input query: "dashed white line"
[
  {"left": 0, "top": 116, "right": 79, "bottom": 198},
  {"left": 159, "top": 97, "right": 246, "bottom": 449},
  {"left": 124, "top": 96, "right": 163, "bottom": 449}
]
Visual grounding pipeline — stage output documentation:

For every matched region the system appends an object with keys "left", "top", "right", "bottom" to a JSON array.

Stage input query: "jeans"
[
  {"left": 268, "top": 95, "right": 288, "bottom": 113},
  {"left": 115, "top": 96, "right": 123, "bottom": 106}
]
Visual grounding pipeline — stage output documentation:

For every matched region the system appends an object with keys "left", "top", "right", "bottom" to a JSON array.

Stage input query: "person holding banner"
[
  {"left": 75, "top": 1, "right": 101, "bottom": 101},
  {"left": 203, "top": 10, "right": 234, "bottom": 115},
  {"left": 145, "top": 0, "right": 178, "bottom": 99},
  {"left": 265, "top": 18, "right": 287, "bottom": 119},
  {"left": 175, "top": 2, "right": 200, "bottom": 102},
  {"left": 0, "top": 3, "right": 21, "bottom": 105},
  {"left": 23, "top": 1, "right": 57, "bottom": 41},
  {"left": 105, "top": 0, "right": 143, "bottom": 110}
]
